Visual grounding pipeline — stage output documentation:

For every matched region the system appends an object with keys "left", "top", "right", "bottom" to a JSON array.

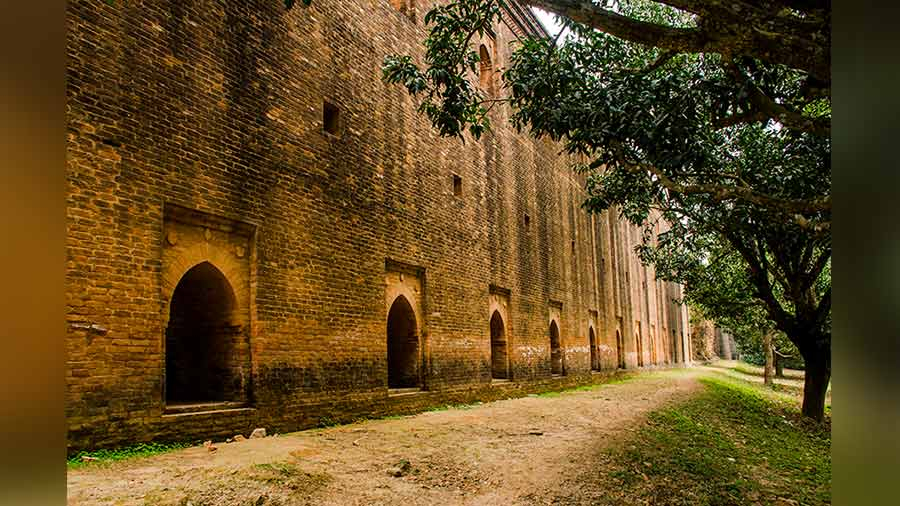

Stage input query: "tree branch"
[
  {"left": 713, "top": 110, "right": 769, "bottom": 130},
  {"left": 724, "top": 228, "right": 793, "bottom": 332},
  {"left": 611, "top": 149, "right": 831, "bottom": 216},
  {"left": 527, "top": 0, "right": 708, "bottom": 52},
  {"left": 629, "top": 50, "right": 677, "bottom": 75},
  {"left": 524, "top": 0, "right": 830, "bottom": 83},
  {"left": 727, "top": 61, "right": 830, "bottom": 136},
  {"left": 802, "top": 246, "right": 831, "bottom": 291},
  {"left": 813, "top": 285, "right": 831, "bottom": 328}
]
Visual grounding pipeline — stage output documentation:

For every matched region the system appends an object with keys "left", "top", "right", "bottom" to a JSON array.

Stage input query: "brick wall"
[{"left": 66, "top": 0, "right": 691, "bottom": 452}]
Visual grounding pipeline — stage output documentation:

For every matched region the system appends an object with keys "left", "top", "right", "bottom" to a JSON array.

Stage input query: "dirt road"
[{"left": 67, "top": 370, "right": 702, "bottom": 505}]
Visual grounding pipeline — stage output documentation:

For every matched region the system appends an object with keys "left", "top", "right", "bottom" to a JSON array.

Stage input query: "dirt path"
[{"left": 68, "top": 370, "right": 703, "bottom": 506}]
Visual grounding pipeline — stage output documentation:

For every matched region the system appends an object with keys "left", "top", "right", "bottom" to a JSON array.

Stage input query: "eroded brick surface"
[{"left": 66, "top": 0, "right": 692, "bottom": 452}]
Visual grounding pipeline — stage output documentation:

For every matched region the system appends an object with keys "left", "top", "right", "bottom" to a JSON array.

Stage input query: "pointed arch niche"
[
  {"left": 548, "top": 301, "right": 564, "bottom": 376},
  {"left": 161, "top": 204, "right": 255, "bottom": 410},
  {"left": 385, "top": 262, "right": 425, "bottom": 392},
  {"left": 488, "top": 286, "right": 511, "bottom": 381}
]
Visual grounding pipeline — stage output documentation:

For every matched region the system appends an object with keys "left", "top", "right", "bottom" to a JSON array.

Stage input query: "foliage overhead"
[{"left": 379, "top": 0, "right": 830, "bottom": 226}]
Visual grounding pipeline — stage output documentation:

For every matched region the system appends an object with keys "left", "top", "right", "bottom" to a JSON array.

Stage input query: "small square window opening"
[
  {"left": 452, "top": 175, "right": 462, "bottom": 196},
  {"left": 323, "top": 101, "right": 341, "bottom": 135}
]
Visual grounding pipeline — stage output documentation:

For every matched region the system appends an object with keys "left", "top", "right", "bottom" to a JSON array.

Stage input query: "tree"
[
  {"left": 638, "top": 199, "right": 830, "bottom": 420},
  {"left": 673, "top": 247, "right": 810, "bottom": 390},
  {"left": 376, "top": 0, "right": 831, "bottom": 420}
]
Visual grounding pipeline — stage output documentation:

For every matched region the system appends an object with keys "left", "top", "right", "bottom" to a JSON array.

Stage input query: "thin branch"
[
  {"left": 611, "top": 147, "right": 831, "bottom": 216},
  {"left": 813, "top": 286, "right": 831, "bottom": 328},
  {"left": 629, "top": 50, "right": 677, "bottom": 75},
  {"left": 802, "top": 246, "right": 831, "bottom": 291},
  {"left": 724, "top": 228, "right": 793, "bottom": 332},
  {"left": 713, "top": 110, "right": 769, "bottom": 130},
  {"left": 727, "top": 60, "right": 831, "bottom": 136}
]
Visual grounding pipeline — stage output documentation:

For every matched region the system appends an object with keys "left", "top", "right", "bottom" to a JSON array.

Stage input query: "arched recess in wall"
[
  {"left": 589, "top": 326, "right": 598, "bottom": 371},
  {"left": 165, "top": 261, "right": 242, "bottom": 404},
  {"left": 616, "top": 329, "right": 625, "bottom": 369},
  {"left": 549, "top": 320, "right": 562, "bottom": 375},
  {"left": 636, "top": 331, "right": 644, "bottom": 367},
  {"left": 672, "top": 329, "right": 679, "bottom": 363},
  {"left": 387, "top": 295, "right": 419, "bottom": 388},
  {"left": 479, "top": 44, "right": 494, "bottom": 94},
  {"left": 390, "top": 0, "right": 415, "bottom": 13},
  {"left": 490, "top": 310, "right": 508, "bottom": 379}
]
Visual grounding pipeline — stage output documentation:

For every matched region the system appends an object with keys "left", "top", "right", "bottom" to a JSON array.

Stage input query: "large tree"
[{"left": 375, "top": 0, "right": 831, "bottom": 420}]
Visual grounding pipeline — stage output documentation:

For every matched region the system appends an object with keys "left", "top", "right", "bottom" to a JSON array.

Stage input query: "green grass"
[
  {"left": 732, "top": 362, "right": 765, "bottom": 377},
  {"left": 67, "top": 440, "right": 197, "bottom": 470},
  {"left": 534, "top": 372, "right": 639, "bottom": 398},
  {"left": 728, "top": 361, "right": 806, "bottom": 382},
  {"left": 601, "top": 373, "right": 831, "bottom": 505}
]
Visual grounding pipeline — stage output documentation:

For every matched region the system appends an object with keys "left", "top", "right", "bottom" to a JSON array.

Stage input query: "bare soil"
[{"left": 67, "top": 371, "right": 702, "bottom": 506}]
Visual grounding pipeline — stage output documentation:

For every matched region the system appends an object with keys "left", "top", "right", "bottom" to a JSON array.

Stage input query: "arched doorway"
[
  {"left": 671, "top": 329, "right": 678, "bottom": 363},
  {"left": 490, "top": 310, "right": 508, "bottom": 379},
  {"left": 616, "top": 329, "right": 625, "bottom": 369},
  {"left": 165, "top": 261, "right": 241, "bottom": 404},
  {"left": 387, "top": 295, "right": 419, "bottom": 388},
  {"left": 479, "top": 44, "right": 494, "bottom": 92},
  {"left": 636, "top": 332, "right": 644, "bottom": 367},
  {"left": 589, "top": 326, "right": 598, "bottom": 371},
  {"left": 549, "top": 320, "right": 562, "bottom": 375}
]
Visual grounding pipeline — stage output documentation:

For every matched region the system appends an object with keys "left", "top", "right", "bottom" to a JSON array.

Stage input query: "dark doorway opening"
[
  {"left": 490, "top": 311, "right": 508, "bottom": 379},
  {"left": 165, "top": 261, "right": 242, "bottom": 404},
  {"left": 616, "top": 329, "right": 625, "bottom": 369},
  {"left": 387, "top": 295, "right": 419, "bottom": 388},
  {"left": 589, "top": 326, "right": 598, "bottom": 371},
  {"left": 550, "top": 321, "right": 562, "bottom": 375}
]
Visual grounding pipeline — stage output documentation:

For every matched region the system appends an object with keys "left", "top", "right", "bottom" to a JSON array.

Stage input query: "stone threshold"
[
  {"left": 387, "top": 387, "right": 426, "bottom": 397},
  {"left": 163, "top": 401, "right": 254, "bottom": 417}
]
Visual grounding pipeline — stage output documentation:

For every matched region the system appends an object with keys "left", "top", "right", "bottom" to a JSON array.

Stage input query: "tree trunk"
[
  {"left": 800, "top": 345, "right": 830, "bottom": 421},
  {"left": 775, "top": 354, "right": 784, "bottom": 378},
  {"left": 763, "top": 330, "right": 774, "bottom": 387}
]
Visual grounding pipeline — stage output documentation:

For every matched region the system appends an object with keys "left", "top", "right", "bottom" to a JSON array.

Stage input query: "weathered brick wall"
[
  {"left": 66, "top": 0, "right": 691, "bottom": 452},
  {"left": 691, "top": 318, "right": 718, "bottom": 362}
]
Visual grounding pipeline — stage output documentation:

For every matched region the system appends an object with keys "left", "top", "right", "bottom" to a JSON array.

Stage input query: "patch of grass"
[
  {"left": 732, "top": 362, "right": 764, "bottom": 377},
  {"left": 67, "top": 440, "right": 197, "bottom": 469},
  {"left": 535, "top": 372, "right": 638, "bottom": 398},
  {"left": 600, "top": 374, "right": 831, "bottom": 505},
  {"left": 248, "top": 462, "right": 332, "bottom": 495}
]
